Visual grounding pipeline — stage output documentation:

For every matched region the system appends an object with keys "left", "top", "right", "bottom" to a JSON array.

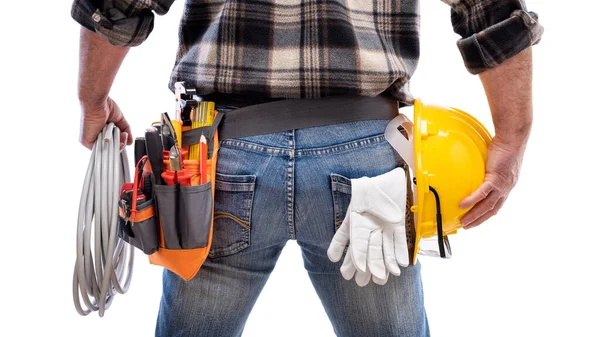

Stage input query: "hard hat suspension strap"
[{"left": 428, "top": 186, "right": 451, "bottom": 259}]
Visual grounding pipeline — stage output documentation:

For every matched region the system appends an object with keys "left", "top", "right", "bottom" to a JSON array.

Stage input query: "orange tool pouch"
[
  {"left": 148, "top": 114, "right": 221, "bottom": 280},
  {"left": 118, "top": 112, "right": 223, "bottom": 281},
  {"left": 148, "top": 111, "right": 223, "bottom": 280}
]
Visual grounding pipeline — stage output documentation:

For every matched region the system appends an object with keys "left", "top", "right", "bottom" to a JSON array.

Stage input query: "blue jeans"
[{"left": 155, "top": 119, "right": 430, "bottom": 337}]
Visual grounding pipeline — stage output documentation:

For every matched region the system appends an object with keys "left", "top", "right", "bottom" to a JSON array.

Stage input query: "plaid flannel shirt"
[{"left": 71, "top": 0, "right": 543, "bottom": 104}]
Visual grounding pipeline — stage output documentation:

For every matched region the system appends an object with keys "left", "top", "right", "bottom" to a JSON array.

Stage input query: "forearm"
[
  {"left": 479, "top": 47, "right": 533, "bottom": 149},
  {"left": 78, "top": 27, "right": 129, "bottom": 108}
]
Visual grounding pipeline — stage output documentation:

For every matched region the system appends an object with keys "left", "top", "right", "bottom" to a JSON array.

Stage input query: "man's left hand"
[{"left": 459, "top": 137, "right": 526, "bottom": 229}]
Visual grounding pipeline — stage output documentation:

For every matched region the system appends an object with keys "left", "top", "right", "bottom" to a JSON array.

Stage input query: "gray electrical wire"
[{"left": 73, "top": 123, "right": 135, "bottom": 317}]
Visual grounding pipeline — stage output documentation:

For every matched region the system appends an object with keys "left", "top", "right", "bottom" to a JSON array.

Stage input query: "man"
[{"left": 72, "top": 1, "right": 542, "bottom": 336}]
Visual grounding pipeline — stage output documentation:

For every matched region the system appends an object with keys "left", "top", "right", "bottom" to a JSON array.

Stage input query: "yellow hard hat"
[{"left": 385, "top": 99, "right": 492, "bottom": 264}]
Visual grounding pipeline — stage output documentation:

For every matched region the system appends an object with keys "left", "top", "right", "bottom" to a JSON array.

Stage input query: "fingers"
[
  {"left": 119, "top": 132, "right": 129, "bottom": 150},
  {"left": 115, "top": 118, "right": 132, "bottom": 146},
  {"left": 367, "top": 231, "right": 386, "bottom": 280},
  {"left": 79, "top": 97, "right": 132, "bottom": 150},
  {"left": 461, "top": 190, "right": 506, "bottom": 228},
  {"left": 460, "top": 180, "right": 494, "bottom": 210},
  {"left": 327, "top": 218, "right": 350, "bottom": 262},
  {"left": 461, "top": 190, "right": 500, "bottom": 225},
  {"left": 107, "top": 98, "right": 133, "bottom": 147},
  {"left": 372, "top": 270, "right": 389, "bottom": 286},
  {"left": 393, "top": 227, "right": 409, "bottom": 268},
  {"left": 354, "top": 267, "right": 371, "bottom": 287},
  {"left": 340, "top": 249, "right": 356, "bottom": 281},
  {"left": 350, "top": 220, "right": 370, "bottom": 272},
  {"left": 80, "top": 137, "right": 95, "bottom": 150},
  {"left": 463, "top": 197, "right": 506, "bottom": 230},
  {"left": 458, "top": 137, "right": 524, "bottom": 228},
  {"left": 80, "top": 113, "right": 106, "bottom": 150},
  {"left": 341, "top": 249, "right": 389, "bottom": 286},
  {"left": 79, "top": 127, "right": 94, "bottom": 150},
  {"left": 382, "top": 230, "right": 401, "bottom": 276},
  {"left": 80, "top": 138, "right": 95, "bottom": 151}
]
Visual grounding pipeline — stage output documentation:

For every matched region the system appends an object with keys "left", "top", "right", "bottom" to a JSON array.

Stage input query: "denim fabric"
[{"left": 155, "top": 119, "right": 430, "bottom": 337}]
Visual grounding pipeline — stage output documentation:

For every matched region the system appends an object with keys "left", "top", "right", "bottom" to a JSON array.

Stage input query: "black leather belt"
[
  {"left": 200, "top": 92, "right": 287, "bottom": 110},
  {"left": 203, "top": 94, "right": 401, "bottom": 140}
]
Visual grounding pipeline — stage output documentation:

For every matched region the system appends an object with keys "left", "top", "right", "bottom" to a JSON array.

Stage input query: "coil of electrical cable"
[{"left": 73, "top": 123, "right": 135, "bottom": 317}]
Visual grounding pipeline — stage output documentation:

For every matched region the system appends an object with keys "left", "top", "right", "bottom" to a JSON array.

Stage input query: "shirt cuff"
[
  {"left": 457, "top": 10, "right": 544, "bottom": 74},
  {"left": 71, "top": 3, "right": 154, "bottom": 47}
]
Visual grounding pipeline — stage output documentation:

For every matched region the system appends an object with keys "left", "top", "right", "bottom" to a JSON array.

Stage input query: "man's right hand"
[{"left": 79, "top": 96, "right": 132, "bottom": 150}]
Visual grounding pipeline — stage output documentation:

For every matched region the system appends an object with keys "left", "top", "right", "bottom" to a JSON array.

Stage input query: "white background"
[{"left": 1, "top": 0, "right": 599, "bottom": 336}]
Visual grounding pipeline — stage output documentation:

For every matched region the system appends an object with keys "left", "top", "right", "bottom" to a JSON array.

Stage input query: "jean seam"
[
  {"left": 297, "top": 134, "right": 387, "bottom": 157},
  {"left": 220, "top": 134, "right": 387, "bottom": 157},
  {"left": 287, "top": 130, "right": 296, "bottom": 239},
  {"left": 220, "top": 139, "right": 291, "bottom": 156},
  {"left": 214, "top": 212, "right": 251, "bottom": 230},
  {"left": 247, "top": 182, "right": 255, "bottom": 249},
  {"left": 330, "top": 174, "right": 352, "bottom": 232}
]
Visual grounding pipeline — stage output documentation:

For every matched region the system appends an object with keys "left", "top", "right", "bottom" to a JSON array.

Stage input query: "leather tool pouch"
[{"left": 148, "top": 112, "right": 223, "bottom": 281}]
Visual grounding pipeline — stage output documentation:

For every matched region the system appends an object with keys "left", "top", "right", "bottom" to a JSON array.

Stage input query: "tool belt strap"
[{"left": 213, "top": 95, "right": 401, "bottom": 140}]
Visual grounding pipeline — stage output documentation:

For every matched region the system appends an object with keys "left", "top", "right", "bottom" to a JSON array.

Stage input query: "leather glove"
[
  {"left": 329, "top": 205, "right": 389, "bottom": 286},
  {"left": 327, "top": 167, "right": 409, "bottom": 285},
  {"left": 351, "top": 167, "right": 409, "bottom": 279}
]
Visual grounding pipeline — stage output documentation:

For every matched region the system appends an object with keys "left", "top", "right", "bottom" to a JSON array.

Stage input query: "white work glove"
[
  {"left": 330, "top": 205, "right": 390, "bottom": 286},
  {"left": 327, "top": 167, "right": 409, "bottom": 286}
]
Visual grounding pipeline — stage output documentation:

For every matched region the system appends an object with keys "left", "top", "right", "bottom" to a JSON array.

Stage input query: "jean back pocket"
[
  {"left": 208, "top": 173, "right": 256, "bottom": 258},
  {"left": 330, "top": 168, "right": 416, "bottom": 261},
  {"left": 330, "top": 173, "right": 352, "bottom": 231}
]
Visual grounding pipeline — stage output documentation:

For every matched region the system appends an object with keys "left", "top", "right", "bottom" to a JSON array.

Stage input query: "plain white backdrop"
[{"left": 1, "top": 0, "right": 599, "bottom": 336}]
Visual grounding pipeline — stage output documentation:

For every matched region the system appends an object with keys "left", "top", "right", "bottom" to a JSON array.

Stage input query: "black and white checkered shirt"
[{"left": 71, "top": 0, "right": 543, "bottom": 105}]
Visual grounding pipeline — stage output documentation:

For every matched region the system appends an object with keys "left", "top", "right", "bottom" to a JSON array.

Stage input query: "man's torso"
[{"left": 169, "top": 0, "right": 421, "bottom": 104}]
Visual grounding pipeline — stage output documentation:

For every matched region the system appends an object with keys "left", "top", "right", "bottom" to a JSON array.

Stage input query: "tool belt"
[{"left": 117, "top": 89, "right": 401, "bottom": 281}]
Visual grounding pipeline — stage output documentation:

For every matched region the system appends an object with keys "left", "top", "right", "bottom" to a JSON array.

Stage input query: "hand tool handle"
[
  {"left": 164, "top": 149, "right": 189, "bottom": 162},
  {"left": 134, "top": 137, "right": 147, "bottom": 165},
  {"left": 177, "top": 170, "right": 193, "bottom": 186},
  {"left": 183, "top": 160, "right": 200, "bottom": 185},
  {"left": 145, "top": 128, "right": 165, "bottom": 185},
  {"left": 161, "top": 171, "right": 177, "bottom": 185},
  {"left": 180, "top": 148, "right": 189, "bottom": 161},
  {"left": 161, "top": 112, "right": 177, "bottom": 150}
]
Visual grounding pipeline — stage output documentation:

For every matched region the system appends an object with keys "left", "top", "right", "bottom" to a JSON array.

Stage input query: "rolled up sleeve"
[
  {"left": 71, "top": 0, "right": 175, "bottom": 47},
  {"left": 442, "top": 0, "right": 544, "bottom": 74}
]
